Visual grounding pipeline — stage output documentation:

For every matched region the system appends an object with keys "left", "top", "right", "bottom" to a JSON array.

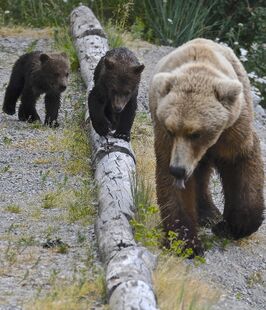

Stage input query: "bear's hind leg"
[
  {"left": 195, "top": 159, "right": 222, "bottom": 227},
  {"left": 18, "top": 87, "right": 40, "bottom": 122},
  {"left": 44, "top": 93, "right": 60, "bottom": 127},
  {"left": 2, "top": 67, "right": 24, "bottom": 115},
  {"left": 213, "top": 134, "right": 264, "bottom": 239}
]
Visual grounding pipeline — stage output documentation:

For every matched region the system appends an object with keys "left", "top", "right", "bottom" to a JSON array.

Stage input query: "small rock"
[
  {"left": 255, "top": 104, "right": 266, "bottom": 117},
  {"left": 252, "top": 91, "right": 262, "bottom": 107}
]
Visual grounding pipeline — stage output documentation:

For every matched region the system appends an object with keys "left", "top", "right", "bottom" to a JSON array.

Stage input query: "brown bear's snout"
[
  {"left": 59, "top": 84, "right": 67, "bottom": 92},
  {"left": 169, "top": 165, "right": 187, "bottom": 189},
  {"left": 112, "top": 96, "right": 127, "bottom": 113},
  {"left": 169, "top": 165, "right": 186, "bottom": 179},
  {"left": 113, "top": 105, "right": 123, "bottom": 113}
]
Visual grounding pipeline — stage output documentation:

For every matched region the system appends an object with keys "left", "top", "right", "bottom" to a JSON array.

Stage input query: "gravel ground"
[
  {"left": 133, "top": 44, "right": 266, "bottom": 310},
  {"left": 0, "top": 34, "right": 103, "bottom": 309},
  {"left": 0, "top": 32, "right": 265, "bottom": 309}
]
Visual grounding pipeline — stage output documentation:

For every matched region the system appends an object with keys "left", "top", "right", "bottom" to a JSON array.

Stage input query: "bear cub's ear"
[
  {"left": 153, "top": 72, "right": 175, "bottom": 97},
  {"left": 214, "top": 79, "right": 242, "bottom": 106},
  {"left": 40, "top": 53, "right": 50, "bottom": 63},
  {"left": 105, "top": 57, "right": 116, "bottom": 70},
  {"left": 132, "top": 64, "right": 145, "bottom": 75}
]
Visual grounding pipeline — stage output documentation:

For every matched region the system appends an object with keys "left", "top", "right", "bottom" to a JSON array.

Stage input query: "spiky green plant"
[{"left": 144, "top": 0, "right": 216, "bottom": 46}]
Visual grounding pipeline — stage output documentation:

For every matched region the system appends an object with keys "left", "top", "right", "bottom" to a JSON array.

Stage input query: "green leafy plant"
[
  {"left": 53, "top": 27, "right": 79, "bottom": 71},
  {"left": 143, "top": 0, "right": 216, "bottom": 46},
  {"left": 0, "top": 0, "right": 82, "bottom": 27},
  {"left": 165, "top": 231, "right": 194, "bottom": 258},
  {"left": 105, "top": 21, "right": 125, "bottom": 48}
]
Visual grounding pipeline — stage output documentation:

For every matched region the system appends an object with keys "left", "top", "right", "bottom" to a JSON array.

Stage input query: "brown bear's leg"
[
  {"left": 18, "top": 87, "right": 40, "bottom": 122},
  {"left": 155, "top": 139, "right": 203, "bottom": 256},
  {"left": 2, "top": 67, "right": 24, "bottom": 115},
  {"left": 44, "top": 93, "right": 61, "bottom": 127},
  {"left": 114, "top": 95, "right": 137, "bottom": 142},
  {"left": 194, "top": 159, "right": 222, "bottom": 227},
  {"left": 88, "top": 88, "right": 111, "bottom": 137},
  {"left": 213, "top": 134, "right": 264, "bottom": 239}
]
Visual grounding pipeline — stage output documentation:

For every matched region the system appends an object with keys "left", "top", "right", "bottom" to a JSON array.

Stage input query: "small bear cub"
[
  {"left": 2, "top": 51, "right": 70, "bottom": 127},
  {"left": 88, "top": 47, "right": 144, "bottom": 141}
]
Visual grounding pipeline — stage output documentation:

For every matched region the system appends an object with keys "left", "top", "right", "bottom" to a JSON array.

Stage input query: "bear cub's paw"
[
  {"left": 2, "top": 104, "right": 15, "bottom": 115},
  {"left": 93, "top": 120, "right": 111, "bottom": 137},
  {"left": 44, "top": 119, "right": 59, "bottom": 128},
  {"left": 113, "top": 132, "right": 130, "bottom": 142}
]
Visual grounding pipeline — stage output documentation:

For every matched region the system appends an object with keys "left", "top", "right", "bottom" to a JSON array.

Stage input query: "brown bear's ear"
[
  {"left": 214, "top": 79, "right": 242, "bottom": 106},
  {"left": 105, "top": 57, "right": 115, "bottom": 70},
  {"left": 132, "top": 64, "right": 145, "bottom": 75},
  {"left": 152, "top": 72, "right": 175, "bottom": 97},
  {"left": 40, "top": 53, "right": 50, "bottom": 63}
]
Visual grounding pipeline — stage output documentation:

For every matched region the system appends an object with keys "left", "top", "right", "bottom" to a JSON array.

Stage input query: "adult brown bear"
[{"left": 149, "top": 38, "right": 264, "bottom": 256}]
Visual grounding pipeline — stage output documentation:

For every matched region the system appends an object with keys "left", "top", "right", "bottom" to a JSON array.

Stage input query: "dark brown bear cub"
[
  {"left": 2, "top": 51, "right": 70, "bottom": 127},
  {"left": 88, "top": 47, "right": 144, "bottom": 141}
]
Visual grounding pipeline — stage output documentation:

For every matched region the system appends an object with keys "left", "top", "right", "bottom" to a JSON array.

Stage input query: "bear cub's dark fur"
[
  {"left": 2, "top": 51, "right": 70, "bottom": 127},
  {"left": 88, "top": 47, "right": 144, "bottom": 141}
]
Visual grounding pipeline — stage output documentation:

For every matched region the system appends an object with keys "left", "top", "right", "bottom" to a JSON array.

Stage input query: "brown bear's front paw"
[
  {"left": 93, "top": 121, "right": 111, "bottom": 137},
  {"left": 113, "top": 132, "right": 130, "bottom": 142},
  {"left": 198, "top": 205, "right": 222, "bottom": 227},
  {"left": 2, "top": 104, "right": 15, "bottom": 115},
  {"left": 187, "top": 239, "right": 204, "bottom": 258},
  {"left": 212, "top": 220, "right": 232, "bottom": 238},
  {"left": 44, "top": 119, "right": 59, "bottom": 128},
  {"left": 213, "top": 211, "right": 264, "bottom": 239},
  {"left": 28, "top": 114, "right": 41, "bottom": 123},
  {"left": 229, "top": 217, "right": 263, "bottom": 239}
]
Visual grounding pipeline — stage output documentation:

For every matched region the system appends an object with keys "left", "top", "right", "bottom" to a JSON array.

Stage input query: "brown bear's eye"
[
  {"left": 166, "top": 129, "right": 174, "bottom": 137},
  {"left": 66, "top": 73, "right": 69, "bottom": 78},
  {"left": 186, "top": 132, "right": 201, "bottom": 140}
]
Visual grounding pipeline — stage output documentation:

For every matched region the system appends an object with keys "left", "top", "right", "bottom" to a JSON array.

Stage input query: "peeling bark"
[{"left": 70, "top": 6, "right": 158, "bottom": 310}]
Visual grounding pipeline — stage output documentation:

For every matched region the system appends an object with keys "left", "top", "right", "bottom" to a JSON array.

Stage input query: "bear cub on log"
[
  {"left": 2, "top": 51, "right": 70, "bottom": 127},
  {"left": 88, "top": 47, "right": 144, "bottom": 141}
]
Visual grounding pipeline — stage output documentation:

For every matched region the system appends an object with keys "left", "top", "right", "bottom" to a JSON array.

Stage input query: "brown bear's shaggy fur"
[
  {"left": 149, "top": 38, "right": 264, "bottom": 256},
  {"left": 2, "top": 51, "right": 70, "bottom": 127},
  {"left": 88, "top": 47, "right": 144, "bottom": 141}
]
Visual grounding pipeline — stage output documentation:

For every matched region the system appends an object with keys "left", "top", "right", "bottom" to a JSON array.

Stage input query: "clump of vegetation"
[
  {"left": 0, "top": 0, "right": 80, "bottom": 27},
  {"left": 130, "top": 173, "right": 162, "bottom": 248},
  {"left": 153, "top": 256, "right": 219, "bottom": 310},
  {"left": 143, "top": 0, "right": 215, "bottom": 46},
  {"left": 53, "top": 27, "right": 79, "bottom": 71},
  {"left": 25, "top": 274, "right": 106, "bottom": 310},
  {"left": 5, "top": 204, "right": 21, "bottom": 214}
]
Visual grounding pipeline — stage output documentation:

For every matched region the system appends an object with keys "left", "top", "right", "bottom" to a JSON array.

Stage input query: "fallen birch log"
[{"left": 70, "top": 6, "right": 158, "bottom": 309}]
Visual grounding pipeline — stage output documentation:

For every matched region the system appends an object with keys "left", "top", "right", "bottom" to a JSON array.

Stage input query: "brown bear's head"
[
  {"left": 104, "top": 57, "right": 144, "bottom": 113},
  {"left": 40, "top": 52, "right": 70, "bottom": 94},
  {"left": 153, "top": 68, "right": 243, "bottom": 189}
]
